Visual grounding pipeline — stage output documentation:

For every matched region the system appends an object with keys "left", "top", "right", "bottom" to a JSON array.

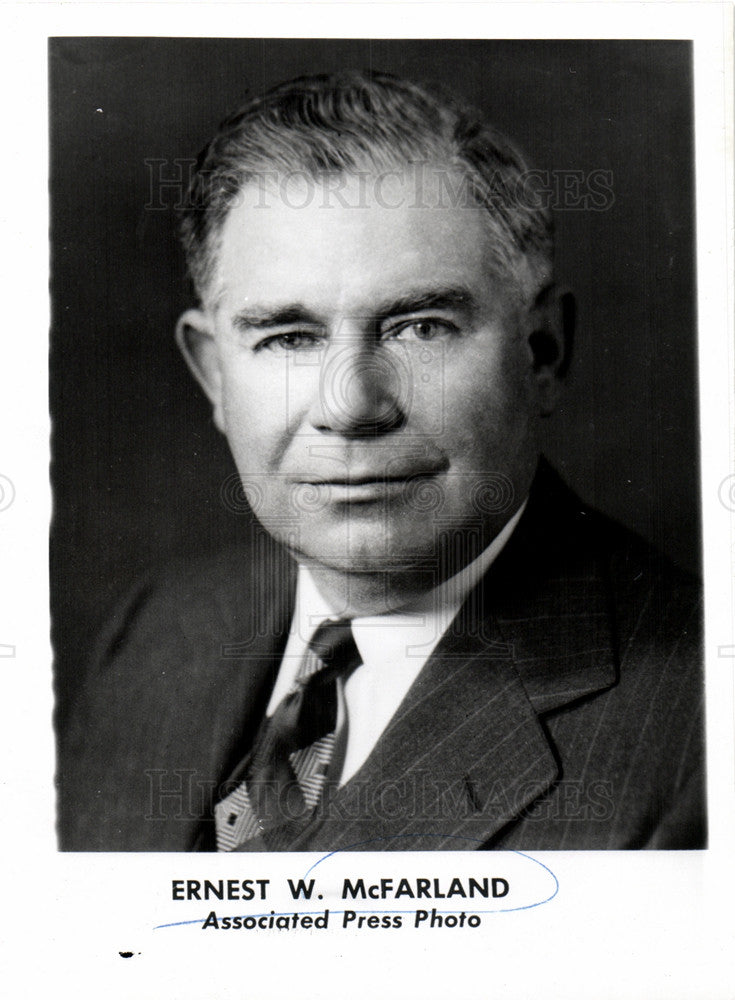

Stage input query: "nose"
[{"left": 309, "top": 342, "right": 408, "bottom": 436}]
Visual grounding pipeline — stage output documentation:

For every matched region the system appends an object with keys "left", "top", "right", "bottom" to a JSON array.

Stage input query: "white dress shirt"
[{"left": 267, "top": 501, "right": 526, "bottom": 784}]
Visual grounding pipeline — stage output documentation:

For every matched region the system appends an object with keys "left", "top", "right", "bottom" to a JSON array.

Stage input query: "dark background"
[{"left": 50, "top": 38, "right": 699, "bottom": 713}]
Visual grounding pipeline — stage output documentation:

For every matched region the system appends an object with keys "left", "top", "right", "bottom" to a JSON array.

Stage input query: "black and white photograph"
[{"left": 51, "top": 38, "right": 706, "bottom": 852}]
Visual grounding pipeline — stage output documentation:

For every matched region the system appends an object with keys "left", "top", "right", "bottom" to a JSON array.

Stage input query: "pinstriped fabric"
[
  {"left": 489, "top": 577, "right": 704, "bottom": 852},
  {"left": 245, "top": 640, "right": 562, "bottom": 853},
  {"left": 214, "top": 620, "right": 358, "bottom": 851}
]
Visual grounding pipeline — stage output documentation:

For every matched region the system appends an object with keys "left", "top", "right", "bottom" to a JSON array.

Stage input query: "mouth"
[{"left": 296, "top": 470, "right": 444, "bottom": 504}]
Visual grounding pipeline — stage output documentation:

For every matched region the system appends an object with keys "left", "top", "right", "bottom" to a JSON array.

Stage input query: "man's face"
[{"left": 182, "top": 170, "right": 556, "bottom": 582}]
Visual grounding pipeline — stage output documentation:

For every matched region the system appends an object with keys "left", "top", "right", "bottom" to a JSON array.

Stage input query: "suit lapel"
[{"left": 299, "top": 625, "right": 561, "bottom": 851}]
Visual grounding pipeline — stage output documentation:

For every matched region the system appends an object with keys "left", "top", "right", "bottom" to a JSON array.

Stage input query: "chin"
[{"left": 282, "top": 517, "right": 443, "bottom": 575}]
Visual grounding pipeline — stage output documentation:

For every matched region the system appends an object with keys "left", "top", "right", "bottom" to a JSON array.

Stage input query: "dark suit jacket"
[{"left": 57, "top": 461, "right": 705, "bottom": 851}]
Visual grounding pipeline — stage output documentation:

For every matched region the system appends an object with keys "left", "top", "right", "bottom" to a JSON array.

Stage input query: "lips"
[
  {"left": 296, "top": 466, "right": 446, "bottom": 487},
  {"left": 298, "top": 467, "right": 443, "bottom": 510},
  {"left": 305, "top": 475, "right": 422, "bottom": 487}
]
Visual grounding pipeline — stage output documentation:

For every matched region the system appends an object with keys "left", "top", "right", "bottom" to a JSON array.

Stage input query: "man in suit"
[{"left": 58, "top": 71, "right": 705, "bottom": 851}]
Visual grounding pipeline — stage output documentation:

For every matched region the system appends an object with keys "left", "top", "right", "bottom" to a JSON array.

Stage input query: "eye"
[
  {"left": 385, "top": 319, "right": 456, "bottom": 342},
  {"left": 254, "top": 331, "right": 325, "bottom": 353}
]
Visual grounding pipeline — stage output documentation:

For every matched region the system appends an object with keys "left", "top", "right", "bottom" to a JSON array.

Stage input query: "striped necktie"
[{"left": 215, "top": 619, "right": 361, "bottom": 851}]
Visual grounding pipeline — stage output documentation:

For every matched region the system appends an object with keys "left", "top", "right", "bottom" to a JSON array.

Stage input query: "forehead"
[{"left": 213, "top": 170, "right": 515, "bottom": 315}]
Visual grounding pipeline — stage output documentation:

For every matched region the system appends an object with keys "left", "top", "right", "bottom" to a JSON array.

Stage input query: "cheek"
[
  {"left": 425, "top": 345, "right": 532, "bottom": 448},
  {"left": 218, "top": 359, "right": 314, "bottom": 471},
  {"left": 218, "top": 366, "right": 274, "bottom": 465}
]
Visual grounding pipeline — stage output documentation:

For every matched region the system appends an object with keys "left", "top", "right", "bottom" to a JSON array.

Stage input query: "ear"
[
  {"left": 526, "top": 284, "right": 576, "bottom": 416},
  {"left": 175, "top": 308, "right": 226, "bottom": 433}
]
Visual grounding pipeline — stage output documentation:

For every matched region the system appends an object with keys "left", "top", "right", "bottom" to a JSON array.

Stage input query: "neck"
[{"left": 299, "top": 543, "right": 485, "bottom": 618}]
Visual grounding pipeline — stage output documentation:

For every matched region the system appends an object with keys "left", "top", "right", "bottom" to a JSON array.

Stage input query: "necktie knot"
[
  {"left": 282, "top": 619, "right": 359, "bottom": 746},
  {"left": 302, "top": 619, "right": 360, "bottom": 678}
]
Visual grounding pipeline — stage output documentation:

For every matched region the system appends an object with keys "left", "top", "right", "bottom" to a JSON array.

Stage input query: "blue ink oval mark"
[
  {"left": 152, "top": 837, "right": 558, "bottom": 930},
  {"left": 304, "top": 836, "right": 559, "bottom": 914}
]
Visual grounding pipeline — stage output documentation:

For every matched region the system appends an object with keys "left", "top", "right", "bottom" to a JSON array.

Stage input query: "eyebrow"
[
  {"left": 230, "top": 286, "right": 476, "bottom": 333},
  {"left": 374, "top": 287, "right": 475, "bottom": 325},
  {"left": 231, "top": 305, "right": 318, "bottom": 332}
]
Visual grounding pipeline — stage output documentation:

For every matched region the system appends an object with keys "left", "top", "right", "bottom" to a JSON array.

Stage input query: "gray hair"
[{"left": 179, "top": 70, "right": 553, "bottom": 305}]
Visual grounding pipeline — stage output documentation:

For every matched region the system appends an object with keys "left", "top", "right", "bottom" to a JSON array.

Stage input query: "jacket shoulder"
[
  {"left": 89, "top": 541, "right": 293, "bottom": 668},
  {"left": 57, "top": 541, "right": 294, "bottom": 851},
  {"left": 523, "top": 459, "right": 701, "bottom": 614}
]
